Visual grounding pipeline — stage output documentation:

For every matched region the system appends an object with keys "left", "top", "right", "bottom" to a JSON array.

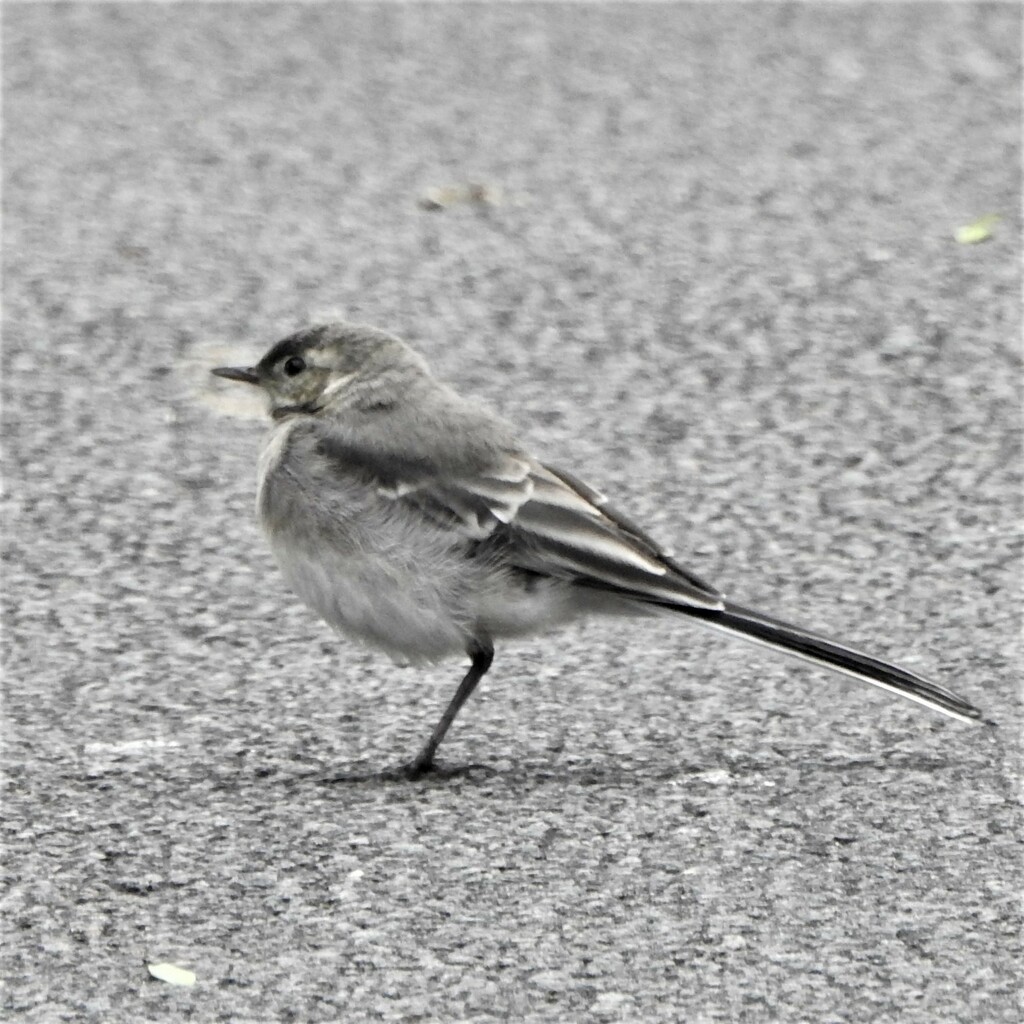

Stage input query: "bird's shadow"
[
  {"left": 281, "top": 760, "right": 668, "bottom": 789},
  {"left": 272, "top": 750, "right": 963, "bottom": 791}
]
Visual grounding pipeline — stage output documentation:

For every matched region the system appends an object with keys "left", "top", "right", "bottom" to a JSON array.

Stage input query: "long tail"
[{"left": 679, "top": 600, "right": 982, "bottom": 723}]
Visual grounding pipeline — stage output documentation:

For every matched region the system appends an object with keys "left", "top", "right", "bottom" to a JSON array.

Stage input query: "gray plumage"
[{"left": 212, "top": 322, "right": 981, "bottom": 778}]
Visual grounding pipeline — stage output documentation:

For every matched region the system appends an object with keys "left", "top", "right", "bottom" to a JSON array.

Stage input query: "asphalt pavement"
[{"left": 2, "top": 3, "right": 1021, "bottom": 1022}]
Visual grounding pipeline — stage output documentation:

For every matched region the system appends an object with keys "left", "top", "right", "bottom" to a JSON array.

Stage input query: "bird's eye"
[{"left": 283, "top": 356, "right": 306, "bottom": 377}]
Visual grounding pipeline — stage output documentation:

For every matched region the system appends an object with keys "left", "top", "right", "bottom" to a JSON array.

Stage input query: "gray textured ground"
[{"left": 2, "top": 3, "right": 1021, "bottom": 1022}]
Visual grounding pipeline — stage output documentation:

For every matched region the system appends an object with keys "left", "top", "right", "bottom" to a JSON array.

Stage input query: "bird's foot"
[
  {"left": 401, "top": 758, "right": 495, "bottom": 781},
  {"left": 401, "top": 755, "right": 440, "bottom": 780}
]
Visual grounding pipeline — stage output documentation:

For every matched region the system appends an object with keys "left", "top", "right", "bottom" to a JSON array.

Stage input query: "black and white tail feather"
[{"left": 676, "top": 601, "right": 979, "bottom": 723}]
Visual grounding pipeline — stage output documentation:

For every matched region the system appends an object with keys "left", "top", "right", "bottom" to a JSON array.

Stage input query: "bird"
[{"left": 212, "top": 322, "right": 982, "bottom": 778}]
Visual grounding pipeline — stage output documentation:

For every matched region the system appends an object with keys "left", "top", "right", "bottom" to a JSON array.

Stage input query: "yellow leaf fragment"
[
  {"left": 147, "top": 962, "right": 196, "bottom": 986},
  {"left": 954, "top": 214, "right": 1001, "bottom": 244}
]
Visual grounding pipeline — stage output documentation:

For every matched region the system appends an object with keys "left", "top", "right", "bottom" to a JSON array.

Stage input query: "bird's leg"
[{"left": 405, "top": 641, "right": 494, "bottom": 779}]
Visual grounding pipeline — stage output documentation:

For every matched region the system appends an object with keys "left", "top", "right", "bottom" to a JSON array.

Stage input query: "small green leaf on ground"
[
  {"left": 954, "top": 214, "right": 1001, "bottom": 244},
  {"left": 147, "top": 962, "right": 196, "bottom": 986}
]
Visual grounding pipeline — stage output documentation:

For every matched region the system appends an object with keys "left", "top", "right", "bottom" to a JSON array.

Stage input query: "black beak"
[{"left": 211, "top": 365, "right": 260, "bottom": 385}]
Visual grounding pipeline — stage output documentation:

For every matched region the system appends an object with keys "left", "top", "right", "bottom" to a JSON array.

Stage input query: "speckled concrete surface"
[{"left": 2, "top": 3, "right": 1021, "bottom": 1022}]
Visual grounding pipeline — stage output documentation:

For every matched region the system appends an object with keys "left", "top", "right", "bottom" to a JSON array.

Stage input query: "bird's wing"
[
  {"left": 368, "top": 448, "right": 724, "bottom": 611},
  {"left": 534, "top": 464, "right": 724, "bottom": 607},
  {"left": 510, "top": 462, "right": 724, "bottom": 610}
]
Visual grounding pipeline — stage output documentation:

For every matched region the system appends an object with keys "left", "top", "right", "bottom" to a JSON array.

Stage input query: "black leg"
[{"left": 405, "top": 641, "right": 494, "bottom": 779}]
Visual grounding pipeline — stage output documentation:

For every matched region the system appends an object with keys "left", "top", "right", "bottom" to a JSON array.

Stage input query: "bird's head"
[{"left": 212, "top": 322, "right": 429, "bottom": 420}]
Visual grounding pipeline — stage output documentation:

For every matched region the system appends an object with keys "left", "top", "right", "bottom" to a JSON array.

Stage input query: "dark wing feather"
[
  {"left": 541, "top": 463, "right": 722, "bottom": 601},
  {"left": 349, "top": 443, "right": 724, "bottom": 610},
  {"left": 316, "top": 428, "right": 722, "bottom": 610},
  {"left": 508, "top": 464, "right": 724, "bottom": 610}
]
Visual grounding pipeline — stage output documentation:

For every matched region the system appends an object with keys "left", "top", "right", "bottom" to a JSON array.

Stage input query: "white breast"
[
  {"left": 257, "top": 422, "right": 475, "bottom": 662},
  {"left": 268, "top": 531, "right": 473, "bottom": 663}
]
